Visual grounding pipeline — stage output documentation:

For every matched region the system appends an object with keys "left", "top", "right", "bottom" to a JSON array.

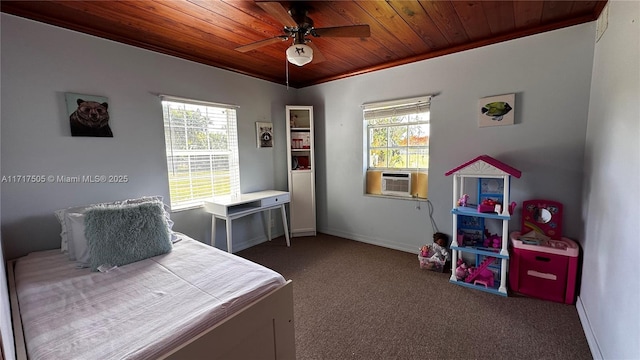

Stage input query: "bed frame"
[{"left": 7, "top": 260, "right": 296, "bottom": 360}]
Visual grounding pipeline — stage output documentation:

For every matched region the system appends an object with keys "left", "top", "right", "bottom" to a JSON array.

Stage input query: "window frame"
[
  {"left": 161, "top": 95, "right": 240, "bottom": 211},
  {"left": 362, "top": 96, "right": 431, "bottom": 199},
  {"left": 367, "top": 120, "right": 430, "bottom": 170}
]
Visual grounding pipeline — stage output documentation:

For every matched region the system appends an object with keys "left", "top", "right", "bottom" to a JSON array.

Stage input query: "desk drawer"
[{"left": 261, "top": 193, "right": 290, "bottom": 207}]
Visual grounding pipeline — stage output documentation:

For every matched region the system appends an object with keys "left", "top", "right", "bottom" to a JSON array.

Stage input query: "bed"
[{"left": 7, "top": 198, "right": 295, "bottom": 360}]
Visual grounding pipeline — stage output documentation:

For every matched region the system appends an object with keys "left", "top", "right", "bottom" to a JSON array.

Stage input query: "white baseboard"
[
  {"left": 232, "top": 231, "right": 286, "bottom": 253},
  {"left": 576, "top": 295, "right": 602, "bottom": 359},
  {"left": 318, "top": 227, "right": 418, "bottom": 254}
]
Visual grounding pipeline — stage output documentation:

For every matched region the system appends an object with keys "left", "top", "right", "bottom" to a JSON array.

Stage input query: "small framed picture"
[
  {"left": 478, "top": 93, "right": 515, "bottom": 127},
  {"left": 256, "top": 121, "right": 273, "bottom": 148},
  {"left": 65, "top": 92, "right": 113, "bottom": 137}
]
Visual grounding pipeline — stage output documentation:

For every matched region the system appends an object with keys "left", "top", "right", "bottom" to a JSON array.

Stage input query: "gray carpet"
[{"left": 238, "top": 233, "right": 592, "bottom": 360}]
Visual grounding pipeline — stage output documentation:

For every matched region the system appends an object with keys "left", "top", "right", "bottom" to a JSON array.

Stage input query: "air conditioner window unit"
[{"left": 381, "top": 171, "right": 412, "bottom": 197}]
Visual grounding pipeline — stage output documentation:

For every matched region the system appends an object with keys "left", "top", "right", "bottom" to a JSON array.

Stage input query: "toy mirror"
[
  {"left": 534, "top": 208, "right": 552, "bottom": 223},
  {"left": 521, "top": 200, "right": 563, "bottom": 239}
]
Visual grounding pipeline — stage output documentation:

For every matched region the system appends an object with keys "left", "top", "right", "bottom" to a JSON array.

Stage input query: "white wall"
[
  {"left": 0, "top": 14, "right": 293, "bottom": 259},
  {"left": 298, "top": 23, "right": 595, "bottom": 253},
  {"left": 0, "top": 104, "right": 15, "bottom": 360},
  {"left": 580, "top": 1, "right": 640, "bottom": 358}
]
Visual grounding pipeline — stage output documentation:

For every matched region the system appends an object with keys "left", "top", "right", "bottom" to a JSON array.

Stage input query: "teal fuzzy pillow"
[{"left": 84, "top": 201, "right": 172, "bottom": 271}]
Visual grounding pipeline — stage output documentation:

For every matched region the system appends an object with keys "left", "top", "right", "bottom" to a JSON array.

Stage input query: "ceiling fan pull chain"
[{"left": 285, "top": 57, "right": 290, "bottom": 89}]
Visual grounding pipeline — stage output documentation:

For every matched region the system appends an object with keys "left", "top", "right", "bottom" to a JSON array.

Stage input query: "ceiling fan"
[{"left": 236, "top": 1, "right": 371, "bottom": 66}]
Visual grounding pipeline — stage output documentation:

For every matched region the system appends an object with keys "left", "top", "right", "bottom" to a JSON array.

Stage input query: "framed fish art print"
[{"left": 478, "top": 93, "right": 515, "bottom": 127}]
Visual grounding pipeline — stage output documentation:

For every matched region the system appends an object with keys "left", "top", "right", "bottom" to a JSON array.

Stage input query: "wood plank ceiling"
[{"left": 1, "top": 1, "right": 607, "bottom": 88}]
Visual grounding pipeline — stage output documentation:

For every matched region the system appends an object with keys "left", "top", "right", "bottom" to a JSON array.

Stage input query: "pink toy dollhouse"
[{"left": 445, "top": 155, "right": 521, "bottom": 296}]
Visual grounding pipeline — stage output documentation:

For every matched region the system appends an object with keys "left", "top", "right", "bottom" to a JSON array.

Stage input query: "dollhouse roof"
[{"left": 445, "top": 155, "right": 522, "bottom": 178}]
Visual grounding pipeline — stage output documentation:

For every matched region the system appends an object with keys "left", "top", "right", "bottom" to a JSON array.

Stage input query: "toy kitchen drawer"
[{"left": 509, "top": 232, "right": 579, "bottom": 304}]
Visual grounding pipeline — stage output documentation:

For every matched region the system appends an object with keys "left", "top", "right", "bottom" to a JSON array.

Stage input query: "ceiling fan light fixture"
[{"left": 286, "top": 43, "right": 313, "bottom": 66}]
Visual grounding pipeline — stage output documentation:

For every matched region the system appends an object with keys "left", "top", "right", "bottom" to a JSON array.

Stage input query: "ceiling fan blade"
[
  {"left": 307, "top": 42, "right": 326, "bottom": 64},
  {"left": 256, "top": 1, "right": 297, "bottom": 28},
  {"left": 312, "top": 25, "right": 371, "bottom": 38},
  {"left": 236, "top": 36, "right": 287, "bottom": 53}
]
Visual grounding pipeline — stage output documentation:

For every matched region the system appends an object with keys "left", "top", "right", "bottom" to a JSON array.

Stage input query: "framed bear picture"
[{"left": 65, "top": 92, "right": 113, "bottom": 137}]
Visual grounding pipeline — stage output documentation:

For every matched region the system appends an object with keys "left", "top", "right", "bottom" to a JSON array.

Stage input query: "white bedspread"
[{"left": 14, "top": 235, "right": 286, "bottom": 360}]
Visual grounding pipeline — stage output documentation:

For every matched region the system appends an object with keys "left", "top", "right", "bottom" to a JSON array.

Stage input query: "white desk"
[{"left": 203, "top": 190, "right": 290, "bottom": 253}]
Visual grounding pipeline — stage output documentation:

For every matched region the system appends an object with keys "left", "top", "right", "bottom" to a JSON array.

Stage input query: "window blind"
[
  {"left": 362, "top": 96, "right": 431, "bottom": 121},
  {"left": 161, "top": 95, "right": 240, "bottom": 210}
]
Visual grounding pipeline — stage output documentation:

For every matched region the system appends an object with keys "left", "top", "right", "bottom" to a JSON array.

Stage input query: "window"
[
  {"left": 161, "top": 95, "right": 240, "bottom": 210},
  {"left": 363, "top": 96, "right": 431, "bottom": 199}
]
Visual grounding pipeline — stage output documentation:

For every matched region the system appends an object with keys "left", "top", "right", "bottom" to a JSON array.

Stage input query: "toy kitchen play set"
[{"left": 509, "top": 199, "right": 579, "bottom": 304}]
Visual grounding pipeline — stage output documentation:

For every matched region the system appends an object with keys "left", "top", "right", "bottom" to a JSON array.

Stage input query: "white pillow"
[
  {"left": 55, "top": 196, "right": 177, "bottom": 262},
  {"left": 66, "top": 212, "right": 91, "bottom": 267},
  {"left": 54, "top": 205, "right": 84, "bottom": 255}
]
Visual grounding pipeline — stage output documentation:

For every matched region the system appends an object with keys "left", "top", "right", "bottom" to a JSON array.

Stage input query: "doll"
[
  {"left": 457, "top": 194, "right": 469, "bottom": 207},
  {"left": 429, "top": 232, "right": 450, "bottom": 263},
  {"left": 455, "top": 259, "right": 469, "bottom": 280},
  {"left": 420, "top": 245, "right": 429, "bottom": 257}
]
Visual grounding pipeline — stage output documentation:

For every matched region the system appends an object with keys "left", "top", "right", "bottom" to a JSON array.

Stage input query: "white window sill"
[
  {"left": 169, "top": 203, "right": 204, "bottom": 212},
  {"left": 364, "top": 193, "right": 427, "bottom": 201}
]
